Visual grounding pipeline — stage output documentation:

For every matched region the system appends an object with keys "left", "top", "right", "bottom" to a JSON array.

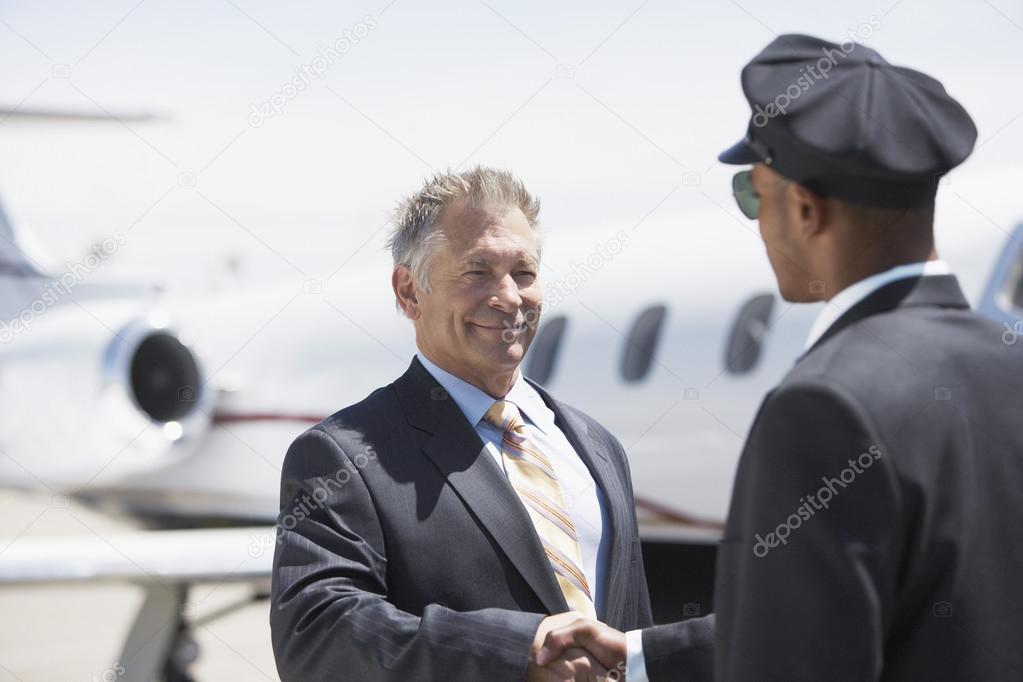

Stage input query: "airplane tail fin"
[
  {"left": 0, "top": 195, "right": 44, "bottom": 277},
  {"left": 0, "top": 105, "right": 160, "bottom": 279}
]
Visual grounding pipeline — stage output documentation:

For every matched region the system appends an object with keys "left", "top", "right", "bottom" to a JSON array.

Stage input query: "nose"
[{"left": 489, "top": 273, "right": 522, "bottom": 312}]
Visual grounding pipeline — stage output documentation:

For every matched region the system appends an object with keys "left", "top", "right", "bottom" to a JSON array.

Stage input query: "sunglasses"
[{"left": 731, "top": 169, "right": 760, "bottom": 220}]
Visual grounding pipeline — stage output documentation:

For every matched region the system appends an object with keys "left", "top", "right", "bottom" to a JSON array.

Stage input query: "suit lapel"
[
  {"left": 528, "top": 379, "right": 631, "bottom": 627},
  {"left": 392, "top": 358, "right": 569, "bottom": 614}
]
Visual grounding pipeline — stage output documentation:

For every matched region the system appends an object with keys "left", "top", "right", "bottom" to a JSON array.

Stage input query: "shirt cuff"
[{"left": 625, "top": 628, "right": 649, "bottom": 682}]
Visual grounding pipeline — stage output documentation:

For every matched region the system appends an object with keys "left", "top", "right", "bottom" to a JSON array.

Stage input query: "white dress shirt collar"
[
  {"left": 415, "top": 352, "right": 549, "bottom": 434},
  {"left": 804, "top": 259, "right": 951, "bottom": 351}
]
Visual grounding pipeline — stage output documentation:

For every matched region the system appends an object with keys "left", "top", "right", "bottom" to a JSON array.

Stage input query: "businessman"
[
  {"left": 271, "top": 166, "right": 659, "bottom": 681},
  {"left": 539, "top": 34, "right": 1023, "bottom": 681}
]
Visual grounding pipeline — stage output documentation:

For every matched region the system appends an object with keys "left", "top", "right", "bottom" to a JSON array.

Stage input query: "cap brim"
[{"left": 718, "top": 138, "right": 762, "bottom": 164}]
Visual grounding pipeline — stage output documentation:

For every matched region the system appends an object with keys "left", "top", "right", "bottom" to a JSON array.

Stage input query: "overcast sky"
[{"left": 1, "top": 0, "right": 1021, "bottom": 296}]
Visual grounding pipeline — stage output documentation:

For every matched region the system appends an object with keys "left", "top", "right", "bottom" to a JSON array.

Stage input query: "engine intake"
[{"left": 129, "top": 332, "right": 202, "bottom": 423}]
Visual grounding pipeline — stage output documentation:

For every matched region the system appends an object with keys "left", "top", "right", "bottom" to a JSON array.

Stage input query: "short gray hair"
[{"left": 386, "top": 166, "right": 541, "bottom": 291}]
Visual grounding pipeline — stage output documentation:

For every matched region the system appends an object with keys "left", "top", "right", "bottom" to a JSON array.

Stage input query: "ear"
[
  {"left": 784, "top": 182, "right": 829, "bottom": 238},
  {"left": 392, "top": 265, "right": 421, "bottom": 320}
]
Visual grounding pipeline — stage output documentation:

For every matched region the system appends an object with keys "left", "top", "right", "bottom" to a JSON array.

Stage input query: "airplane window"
[
  {"left": 621, "top": 304, "right": 668, "bottom": 383},
  {"left": 1011, "top": 259, "right": 1023, "bottom": 310},
  {"left": 977, "top": 224, "right": 1023, "bottom": 319},
  {"left": 724, "top": 293, "right": 775, "bottom": 374},
  {"left": 524, "top": 316, "right": 568, "bottom": 386}
]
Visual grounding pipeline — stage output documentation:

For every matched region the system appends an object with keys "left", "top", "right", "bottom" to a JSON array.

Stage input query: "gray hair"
[{"left": 386, "top": 166, "right": 541, "bottom": 292}]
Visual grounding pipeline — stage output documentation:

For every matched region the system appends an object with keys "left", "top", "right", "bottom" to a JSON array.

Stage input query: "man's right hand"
[{"left": 526, "top": 614, "right": 621, "bottom": 682}]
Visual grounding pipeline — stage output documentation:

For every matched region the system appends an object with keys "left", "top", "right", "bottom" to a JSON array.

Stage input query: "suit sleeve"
[
  {"left": 713, "top": 383, "right": 902, "bottom": 682},
  {"left": 270, "top": 427, "right": 544, "bottom": 682},
  {"left": 641, "top": 614, "right": 716, "bottom": 682}
]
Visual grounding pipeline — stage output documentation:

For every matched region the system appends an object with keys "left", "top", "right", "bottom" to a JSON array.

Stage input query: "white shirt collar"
[
  {"left": 415, "top": 351, "right": 550, "bottom": 433},
  {"left": 804, "top": 259, "right": 951, "bottom": 351}
]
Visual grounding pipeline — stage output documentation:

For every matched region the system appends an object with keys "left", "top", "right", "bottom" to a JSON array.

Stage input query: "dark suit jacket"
[
  {"left": 270, "top": 357, "right": 654, "bottom": 681},
  {"left": 645, "top": 274, "right": 1023, "bottom": 681}
]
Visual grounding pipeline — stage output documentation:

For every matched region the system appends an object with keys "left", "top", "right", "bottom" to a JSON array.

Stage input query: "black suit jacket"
[
  {"left": 646, "top": 274, "right": 1023, "bottom": 681},
  {"left": 270, "top": 357, "right": 654, "bottom": 681}
]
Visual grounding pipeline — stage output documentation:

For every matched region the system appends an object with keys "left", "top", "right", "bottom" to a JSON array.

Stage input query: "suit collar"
[
  {"left": 392, "top": 357, "right": 629, "bottom": 624},
  {"left": 413, "top": 352, "right": 496, "bottom": 430},
  {"left": 804, "top": 260, "right": 951, "bottom": 351},
  {"left": 804, "top": 273, "right": 969, "bottom": 357},
  {"left": 415, "top": 351, "right": 552, "bottom": 435},
  {"left": 523, "top": 378, "right": 608, "bottom": 462},
  {"left": 392, "top": 357, "right": 569, "bottom": 614}
]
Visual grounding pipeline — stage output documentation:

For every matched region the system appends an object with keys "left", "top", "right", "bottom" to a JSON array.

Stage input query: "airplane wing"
[
  {"left": 0, "top": 526, "right": 274, "bottom": 681},
  {"left": 0, "top": 526, "right": 273, "bottom": 585},
  {"left": 0, "top": 106, "right": 160, "bottom": 123}
]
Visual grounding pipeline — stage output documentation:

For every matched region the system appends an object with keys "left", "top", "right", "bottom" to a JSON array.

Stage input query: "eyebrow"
[{"left": 462, "top": 256, "right": 539, "bottom": 269}]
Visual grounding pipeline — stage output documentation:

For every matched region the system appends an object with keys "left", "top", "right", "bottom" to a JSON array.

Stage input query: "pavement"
[{"left": 0, "top": 490, "right": 280, "bottom": 681}]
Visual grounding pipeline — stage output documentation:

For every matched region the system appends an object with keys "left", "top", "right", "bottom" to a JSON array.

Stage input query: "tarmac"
[{"left": 0, "top": 490, "right": 280, "bottom": 681}]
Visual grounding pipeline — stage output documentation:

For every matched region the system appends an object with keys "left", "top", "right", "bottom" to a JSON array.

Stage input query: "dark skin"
[
  {"left": 750, "top": 162, "right": 938, "bottom": 302},
  {"left": 535, "top": 164, "right": 942, "bottom": 672}
]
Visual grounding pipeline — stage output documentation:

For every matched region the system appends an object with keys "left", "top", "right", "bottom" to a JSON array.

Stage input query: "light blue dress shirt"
[{"left": 416, "top": 351, "right": 611, "bottom": 616}]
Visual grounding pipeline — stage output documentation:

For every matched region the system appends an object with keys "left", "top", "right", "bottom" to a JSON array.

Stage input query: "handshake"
[{"left": 527, "top": 613, "right": 628, "bottom": 682}]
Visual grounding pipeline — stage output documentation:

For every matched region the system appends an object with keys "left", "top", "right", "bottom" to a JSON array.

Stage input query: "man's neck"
[
  {"left": 825, "top": 246, "right": 939, "bottom": 302},
  {"left": 417, "top": 348, "right": 519, "bottom": 399}
]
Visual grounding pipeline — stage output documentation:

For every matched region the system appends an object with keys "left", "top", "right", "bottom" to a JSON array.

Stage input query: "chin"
[
  {"left": 498, "top": 344, "right": 526, "bottom": 365},
  {"left": 478, "top": 343, "right": 525, "bottom": 370}
]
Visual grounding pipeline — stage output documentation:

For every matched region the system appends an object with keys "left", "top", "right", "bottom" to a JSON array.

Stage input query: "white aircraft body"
[
  {"left": 2, "top": 202, "right": 1020, "bottom": 532},
  {"left": 1, "top": 111, "right": 1021, "bottom": 682}
]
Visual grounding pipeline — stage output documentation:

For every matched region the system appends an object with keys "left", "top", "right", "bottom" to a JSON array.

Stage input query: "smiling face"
[{"left": 397, "top": 200, "right": 542, "bottom": 396}]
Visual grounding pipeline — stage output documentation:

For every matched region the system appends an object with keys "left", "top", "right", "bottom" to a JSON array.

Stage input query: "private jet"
[{"left": 1, "top": 107, "right": 1021, "bottom": 682}]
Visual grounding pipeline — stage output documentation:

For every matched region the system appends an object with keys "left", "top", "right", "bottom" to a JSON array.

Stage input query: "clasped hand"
[{"left": 526, "top": 613, "right": 628, "bottom": 682}]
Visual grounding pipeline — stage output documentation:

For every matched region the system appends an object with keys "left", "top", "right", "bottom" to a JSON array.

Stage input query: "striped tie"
[{"left": 484, "top": 400, "right": 596, "bottom": 618}]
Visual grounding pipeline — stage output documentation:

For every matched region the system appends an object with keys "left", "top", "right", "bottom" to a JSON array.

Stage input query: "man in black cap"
[{"left": 536, "top": 34, "right": 1023, "bottom": 681}]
